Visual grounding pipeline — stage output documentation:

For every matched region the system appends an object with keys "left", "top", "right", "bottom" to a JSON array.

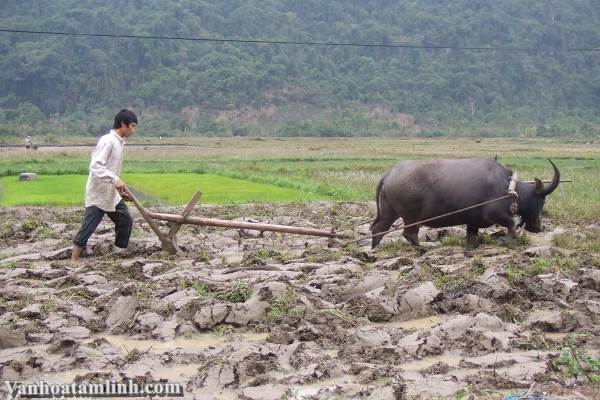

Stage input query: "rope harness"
[{"left": 507, "top": 172, "right": 519, "bottom": 215}]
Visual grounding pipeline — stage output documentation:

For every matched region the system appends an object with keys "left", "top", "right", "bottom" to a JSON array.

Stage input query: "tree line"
[{"left": 1, "top": 0, "right": 599, "bottom": 139}]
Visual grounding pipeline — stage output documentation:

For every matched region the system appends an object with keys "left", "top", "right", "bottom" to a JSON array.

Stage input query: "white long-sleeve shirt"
[{"left": 85, "top": 130, "right": 125, "bottom": 211}]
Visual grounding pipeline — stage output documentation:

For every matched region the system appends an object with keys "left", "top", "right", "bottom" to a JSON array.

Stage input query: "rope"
[
  {"left": 343, "top": 193, "right": 513, "bottom": 246},
  {"left": 2, "top": 28, "right": 600, "bottom": 53}
]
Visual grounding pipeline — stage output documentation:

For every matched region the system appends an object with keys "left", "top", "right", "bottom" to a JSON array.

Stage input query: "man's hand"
[{"left": 115, "top": 178, "right": 132, "bottom": 201}]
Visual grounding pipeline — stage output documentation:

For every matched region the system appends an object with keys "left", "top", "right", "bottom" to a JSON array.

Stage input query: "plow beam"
[{"left": 146, "top": 211, "right": 347, "bottom": 239}]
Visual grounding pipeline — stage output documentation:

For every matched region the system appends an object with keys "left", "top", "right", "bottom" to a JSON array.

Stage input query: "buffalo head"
[{"left": 518, "top": 159, "right": 560, "bottom": 233}]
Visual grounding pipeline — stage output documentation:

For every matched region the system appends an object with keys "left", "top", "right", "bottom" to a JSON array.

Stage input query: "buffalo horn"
[{"left": 541, "top": 159, "right": 560, "bottom": 196}]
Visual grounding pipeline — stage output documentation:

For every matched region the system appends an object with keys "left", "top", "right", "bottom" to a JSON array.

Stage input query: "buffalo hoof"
[{"left": 466, "top": 236, "right": 480, "bottom": 250}]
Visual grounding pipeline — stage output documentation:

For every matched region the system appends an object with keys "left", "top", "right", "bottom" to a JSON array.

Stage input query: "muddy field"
[{"left": 1, "top": 203, "right": 599, "bottom": 399}]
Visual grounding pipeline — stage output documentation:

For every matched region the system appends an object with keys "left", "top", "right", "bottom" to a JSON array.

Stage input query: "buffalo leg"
[
  {"left": 507, "top": 227, "right": 516, "bottom": 239},
  {"left": 371, "top": 203, "right": 397, "bottom": 249},
  {"left": 488, "top": 213, "right": 517, "bottom": 245},
  {"left": 466, "top": 225, "right": 479, "bottom": 249},
  {"left": 371, "top": 216, "right": 396, "bottom": 249},
  {"left": 403, "top": 225, "right": 420, "bottom": 246}
]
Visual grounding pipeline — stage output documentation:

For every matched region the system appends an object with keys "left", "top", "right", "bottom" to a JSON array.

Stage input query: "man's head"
[{"left": 113, "top": 109, "right": 138, "bottom": 138}]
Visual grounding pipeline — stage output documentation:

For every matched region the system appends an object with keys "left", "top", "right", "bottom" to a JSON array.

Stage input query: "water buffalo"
[{"left": 370, "top": 158, "right": 560, "bottom": 249}]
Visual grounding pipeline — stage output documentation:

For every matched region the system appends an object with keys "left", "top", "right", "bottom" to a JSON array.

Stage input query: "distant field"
[
  {"left": 0, "top": 175, "right": 86, "bottom": 207},
  {"left": 0, "top": 138, "right": 598, "bottom": 222},
  {"left": 0, "top": 173, "right": 326, "bottom": 207},
  {"left": 123, "top": 173, "right": 327, "bottom": 204}
]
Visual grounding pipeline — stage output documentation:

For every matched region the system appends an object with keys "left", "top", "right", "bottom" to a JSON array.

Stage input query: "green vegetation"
[
  {"left": 1, "top": 261, "right": 17, "bottom": 269},
  {"left": 554, "top": 341, "right": 600, "bottom": 383},
  {"left": 0, "top": 172, "right": 326, "bottom": 206},
  {"left": 241, "top": 249, "right": 288, "bottom": 267},
  {"left": 439, "top": 386, "right": 499, "bottom": 400},
  {"left": 212, "top": 325, "right": 234, "bottom": 336},
  {"left": 182, "top": 280, "right": 251, "bottom": 304},
  {"left": 506, "top": 258, "right": 547, "bottom": 287},
  {"left": 302, "top": 247, "right": 340, "bottom": 263},
  {"left": 499, "top": 303, "right": 525, "bottom": 324},
  {"left": 0, "top": 175, "right": 86, "bottom": 206},
  {"left": 123, "top": 172, "right": 326, "bottom": 204},
  {"left": 1, "top": 1, "right": 600, "bottom": 137},
  {"left": 420, "top": 262, "right": 469, "bottom": 293},
  {"left": 440, "top": 235, "right": 466, "bottom": 247},
  {"left": 215, "top": 282, "right": 251, "bottom": 303},
  {"left": 194, "top": 249, "right": 211, "bottom": 263},
  {"left": 554, "top": 231, "right": 600, "bottom": 253},
  {"left": 267, "top": 287, "right": 299, "bottom": 321},
  {"left": 1, "top": 139, "right": 598, "bottom": 226},
  {"left": 505, "top": 255, "right": 580, "bottom": 287},
  {"left": 190, "top": 281, "right": 212, "bottom": 299}
]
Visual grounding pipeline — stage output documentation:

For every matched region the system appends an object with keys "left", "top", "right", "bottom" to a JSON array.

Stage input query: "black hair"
[{"left": 113, "top": 109, "right": 138, "bottom": 129}]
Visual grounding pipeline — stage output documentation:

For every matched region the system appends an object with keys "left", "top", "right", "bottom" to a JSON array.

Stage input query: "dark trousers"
[{"left": 73, "top": 200, "right": 133, "bottom": 248}]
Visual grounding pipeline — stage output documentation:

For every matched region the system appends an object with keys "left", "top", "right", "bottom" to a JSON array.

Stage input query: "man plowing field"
[{"left": 70, "top": 109, "right": 138, "bottom": 262}]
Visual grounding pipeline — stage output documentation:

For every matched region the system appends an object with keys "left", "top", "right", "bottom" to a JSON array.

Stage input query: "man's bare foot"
[{"left": 70, "top": 245, "right": 83, "bottom": 263}]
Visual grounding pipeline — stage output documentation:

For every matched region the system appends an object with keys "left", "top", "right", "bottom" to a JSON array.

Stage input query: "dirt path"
[{"left": 1, "top": 203, "right": 599, "bottom": 399}]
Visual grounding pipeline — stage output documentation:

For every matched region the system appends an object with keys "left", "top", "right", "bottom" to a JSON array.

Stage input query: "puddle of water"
[
  {"left": 290, "top": 376, "right": 361, "bottom": 398},
  {"left": 0, "top": 344, "right": 62, "bottom": 363},
  {"left": 98, "top": 331, "right": 268, "bottom": 354},
  {"left": 151, "top": 363, "right": 202, "bottom": 381},
  {"left": 401, "top": 353, "right": 461, "bottom": 371},
  {"left": 194, "top": 389, "right": 238, "bottom": 400},
  {"left": 24, "top": 368, "right": 91, "bottom": 384},
  {"left": 544, "top": 332, "right": 569, "bottom": 340},
  {"left": 385, "top": 315, "right": 444, "bottom": 330},
  {"left": 33, "top": 365, "right": 203, "bottom": 385},
  {"left": 324, "top": 349, "right": 338, "bottom": 359}
]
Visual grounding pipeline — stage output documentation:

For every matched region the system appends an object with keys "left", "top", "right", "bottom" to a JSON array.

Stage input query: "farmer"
[{"left": 70, "top": 109, "right": 138, "bottom": 262}]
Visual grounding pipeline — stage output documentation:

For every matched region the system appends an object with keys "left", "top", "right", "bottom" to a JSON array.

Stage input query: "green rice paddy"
[
  {"left": 0, "top": 137, "right": 598, "bottom": 222},
  {"left": 0, "top": 173, "right": 327, "bottom": 207}
]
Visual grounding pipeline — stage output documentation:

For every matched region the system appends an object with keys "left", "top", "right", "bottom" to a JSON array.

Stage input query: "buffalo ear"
[{"left": 534, "top": 178, "right": 544, "bottom": 195}]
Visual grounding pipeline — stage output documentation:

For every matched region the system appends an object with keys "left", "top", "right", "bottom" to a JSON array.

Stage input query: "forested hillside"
[{"left": 1, "top": 0, "right": 600, "bottom": 138}]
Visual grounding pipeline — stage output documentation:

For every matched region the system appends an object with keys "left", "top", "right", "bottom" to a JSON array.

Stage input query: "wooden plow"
[{"left": 126, "top": 190, "right": 349, "bottom": 255}]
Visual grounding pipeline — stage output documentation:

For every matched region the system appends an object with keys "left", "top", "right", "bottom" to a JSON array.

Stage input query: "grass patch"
[
  {"left": 41, "top": 297, "right": 59, "bottom": 315},
  {"left": 124, "top": 173, "right": 326, "bottom": 205},
  {"left": 506, "top": 255, "right": 581, "bottom": 287},
  {"left": 1, "top": 261, "right": 17, "bottom": 269},
  {"left": 373, "top": 238, "right": 415, "bottom": 257},
  {"left": 302, "top": 247, "right": 341, "bottom": 263},
  {"left": 190, "top": 281, "right": 212, "bottom": 298},
  {"left": 267, "top": 287, "right": 299, "bottom": 321},
  {"left": 554, "top": 231, "right": 600, "bottom": 253},
  {"left": 554, "top": 341, "right": 600, "bottom": 383},
  {"left": 419, "top": 262, "right": 469, "bottom": 293},
  {"left": 440, "top": 235, "right": 466, "bottom": 247},
  {"left": 516, "top": 331, "right": 562, "bottom": 351},
  {"left": 181, "top": 280, "right": 251, "bottom": 303},
  {"left": 0, "top": 175, "right": 86, "bottom": 206},
  {"left": 322, "top": 308, "right": 359, "bottom": 325},
  {"left": 0, "top": 222, "right": 13, "bottom": 239},
  {"left": 213, "top": 325, "right": 234, "bottom": 336},
  {"left": 506, "top": 257, "right": 557, "bottom": 286},
  {"left": 215, "top": 282, "right": 251, "bottom": 303},
  {"left": 195, "top": 249, "right": 211, "bottom": 263},
  {"left": 241, "top": 249, "right": 288, "bottom": 266},
  {"left": 499, "top": 303, "right": 525, "bottom": 323}
]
